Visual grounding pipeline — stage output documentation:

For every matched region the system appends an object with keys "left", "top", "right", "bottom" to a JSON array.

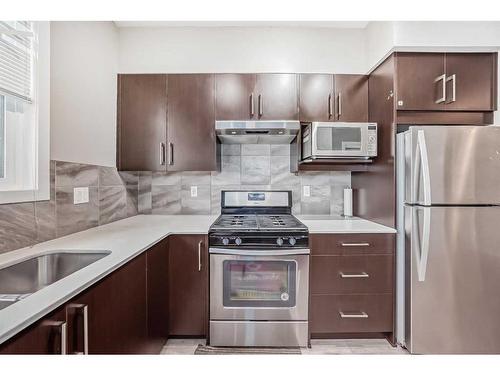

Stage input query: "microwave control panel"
[{"left": 367, "top": 125, "right": 377, "bottom": 157}]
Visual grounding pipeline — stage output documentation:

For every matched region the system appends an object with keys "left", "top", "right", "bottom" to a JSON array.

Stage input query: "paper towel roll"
[{"left": 343, "top": 188, "right": 353, "bottom": 217}]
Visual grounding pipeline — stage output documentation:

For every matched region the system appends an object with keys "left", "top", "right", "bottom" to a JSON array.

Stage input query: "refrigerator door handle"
[
  {"left": 413, "top": 206, "right": 431, "bottom": 282},
  {"left": 413, "top": 130, "right": 432, "bottom": 205}
]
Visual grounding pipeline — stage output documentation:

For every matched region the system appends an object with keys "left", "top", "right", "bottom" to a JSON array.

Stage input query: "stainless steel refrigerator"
[{"left": 396, "top": 126, "right": 500, "bottom": 354}]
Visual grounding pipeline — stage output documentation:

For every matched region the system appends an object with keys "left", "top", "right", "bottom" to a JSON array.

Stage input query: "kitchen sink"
[{"left": 0, "top": 250, "right": 110, "bottom": 310}]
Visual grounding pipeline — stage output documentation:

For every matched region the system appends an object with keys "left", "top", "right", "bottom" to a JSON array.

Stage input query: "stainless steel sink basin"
[{"left": 0, "top": 250, "right": 110, "bottom": 310}]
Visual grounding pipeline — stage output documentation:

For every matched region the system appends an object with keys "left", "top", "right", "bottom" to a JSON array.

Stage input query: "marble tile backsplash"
[
  {"left": 0, "top": 160, "right": 138, "bottom": 254},
  {"left": 137, "top": 144, "right": 351, "bottom": 216},
  {"left": 0, "top": 146, "right": 350, "bottom": 255}
]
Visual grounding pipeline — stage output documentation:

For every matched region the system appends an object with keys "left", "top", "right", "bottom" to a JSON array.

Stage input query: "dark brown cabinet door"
[
  {"left": 395, "top": 53, "right": 445, "bottom": 111},
  {"left": 445, "top": 53, "right": 497, "bottom": 111},
  {"left": 69, "top": 253, "right": 148, "bottom": 354},
  {"left": 215, "top": 74, "right": 256, "bottom": 120},
  {"left": 168, "top": 235, "right": 208, "bottom": 336},
  {"left": 146, "top": 239, "right": 169, "bottom": 353},
  {"left": 255, "top": 74, "right": 299, "bottom": 120},
  {"left": 167, "top": 74, "right": 217, "bottom": 171},
  {"left": 299, "top": 74, "right": 334, "bottom": 122},
  {"left": 0, "top": 307, "right": 66, "bottom": 354},
  {"left": 334, "top": 74, "right": 369, "bottom": 122},
  {"left": 117, "top": 74, "right": 167, "bottom": 171}
]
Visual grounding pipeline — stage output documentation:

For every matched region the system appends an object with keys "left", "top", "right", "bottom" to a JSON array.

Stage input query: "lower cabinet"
[
  {"left": 168, "top": 235, "right": 208, "bottom": 336},
  {"left": 0, "top": 238, "right": 172, "bottom": 354},
  {"left": 309, "top": 233, "right": 395, "bottom": 338}
]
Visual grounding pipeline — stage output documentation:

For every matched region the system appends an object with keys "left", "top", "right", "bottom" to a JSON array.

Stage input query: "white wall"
[
  {"left": 50, "top": 21, "right": 118, "bottom": 167},
  {"left": 365, "top": 22, "right": 395, "bottom": 72},
  {"left": 118, "top": 27, "right": 367, "bottom": 74}
]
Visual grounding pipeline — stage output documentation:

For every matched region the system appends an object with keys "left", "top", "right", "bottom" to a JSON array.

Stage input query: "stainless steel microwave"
[{"left": 301, "top": 122, "right": 377, "bottom": 160}]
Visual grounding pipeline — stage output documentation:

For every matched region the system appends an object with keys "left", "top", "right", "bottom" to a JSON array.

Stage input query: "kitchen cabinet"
[
  {"left": 334, "top": 74, "right": 369, "bottom": 122},
  {"left": 168, "top": 235, "right": 208, "bottom": 336},
  {"left": 0, "top": 307, "right": 66, "bottom": 354},
  {"left": 298, "top": 74, "right": 368, "bottom": 123},
  {"left": 444, "top": 53, "right": 497, "bottom": 111},
  {"left": 309, "top": 233, "right": 395, "bottom": 338},
  {"left": 215, "top": 74, "right": 256, "bottom": 120},
  {"left": 167, "top": 74, "right": 217, "bottom": 171},
  {"left": 396, "top": 52, "right": 497, "bottom": 111},
  {"left": 117, "top": 74, "right": 167, "bottom": 171},
  {"left": 254, "top": 74, "right": 299, "bottom": 120},
  {"left": 215, "top": 73, "right": 299, "bottom": 121},
  {"left": 117, "top": 74, "right": 217, "bottom": 172},
  {"left": 299, "top": 74, "right": 335, "bottom": 122},
  {"left": 146, "top": 240, "right": 170, "bottom": 353},
  {"left": 0, "top": 239, "right": 172, "bottom": 354}
]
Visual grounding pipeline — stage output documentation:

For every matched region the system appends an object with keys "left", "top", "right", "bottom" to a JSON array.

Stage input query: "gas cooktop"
[{"left": 209, "top": 191, "right": 308, "bottom": 248}]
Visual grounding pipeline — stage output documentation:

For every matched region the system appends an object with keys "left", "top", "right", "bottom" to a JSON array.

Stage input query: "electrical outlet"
[
  {"left": 303, "top": 185, "right": 311, "bottom": 197},
  {"left": 190, "top": 186, "right": 198, "bottom": 198},
  {"left": 73, "top": 187, "right": 89, "bottom": 204}
]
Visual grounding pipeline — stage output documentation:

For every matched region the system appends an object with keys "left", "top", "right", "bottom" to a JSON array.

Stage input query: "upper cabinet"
[
  {"left": 167, "top": 74, "right": 217, "bottom": 171},
  {"left": 215, "top": 74, "right": 256, "bottom": 120},
  {"left": 334, "top": 74, "right": 369, "bottom": 122},
  {"left": 117, "top": 74, "right": 217, "bottom": 172},
  {"left": 215, "top": 73, "right": 299, "bottom": 120},
  {"left": 117, "top": 74, "right": 167, "bottom": 171},
  {"left": 298, "top": 74, "right": 368, "bottom": 123},
  {"left": 299, "top": 74, "right": 335, "bottom": 122},
  {"left": 396, "top": 52, "right": 498, "bottom": 111}
]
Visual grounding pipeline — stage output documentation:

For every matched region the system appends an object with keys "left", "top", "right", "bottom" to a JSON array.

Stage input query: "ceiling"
[{"left": 114, "top": 21, "right": 370, "bottom": 29}]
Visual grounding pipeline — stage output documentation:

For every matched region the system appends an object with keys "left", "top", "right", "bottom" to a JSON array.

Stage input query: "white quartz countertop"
[
  {"left": 0, "top": 213, "right": 395, "bottom": 345},
  {"left": 0, "top": 215, "right": 216, "bottom": 345},
  {"left": 296, "top": 215, "right": 396, "bottom": 234}
]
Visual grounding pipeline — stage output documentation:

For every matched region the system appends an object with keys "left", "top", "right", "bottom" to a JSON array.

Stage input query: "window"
[{"left": 0, "top": 21, "right": 49, "bottom": 204}]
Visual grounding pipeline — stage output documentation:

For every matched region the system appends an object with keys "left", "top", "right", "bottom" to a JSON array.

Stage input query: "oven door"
[
  {"left": 210, "top": 248, "right": 309, "bottom": 321},
  {"left": 311, "top": 122, "right": 368, "bottom": 158}
]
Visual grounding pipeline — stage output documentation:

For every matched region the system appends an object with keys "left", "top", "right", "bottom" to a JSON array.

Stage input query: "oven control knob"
[
  {"left": 235, "top": 237, "right": 242, "bottom": 246},
  {"left": 222, "top": 237, "right": 230, "bottom": 246},
  {"left": 288, "top": 237, "right": 297, "bottom": 246},
  {"left": 276, "top": 237, "right": 284, "bottom": 246}
]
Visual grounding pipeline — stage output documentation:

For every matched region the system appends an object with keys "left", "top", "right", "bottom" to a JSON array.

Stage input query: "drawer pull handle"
[
  {"left": 341, "top": 242, "right": 370, "bottom": 247},
  {"left": 339, "top": 311, "right": 369, "bottom": 319},
  {"left": 339, "top": 272, "right": 369, "bottom": 278}
]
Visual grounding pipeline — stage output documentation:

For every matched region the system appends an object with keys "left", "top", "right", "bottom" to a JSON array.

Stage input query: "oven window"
[
  {"left": 222, "top": 260, "right": 297, "bottom": 308},
  {"left": 317, "top": 127, "right": 362, "bottom": 151}
]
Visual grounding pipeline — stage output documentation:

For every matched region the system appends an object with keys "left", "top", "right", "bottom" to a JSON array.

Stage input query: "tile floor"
[{"left": 161, "top": 339, "right": 408, "bottom": 355}]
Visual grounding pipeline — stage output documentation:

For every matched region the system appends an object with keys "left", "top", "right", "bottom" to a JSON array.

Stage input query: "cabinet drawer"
[
  {"left": 310, "top": 234, "right": 394, "bottom": 255},
  {"left": 310, "top": 294, "right": 393, "bottom": 334},
  {"left": 311, "top": 255, "right": 393, "bottom": 294}
]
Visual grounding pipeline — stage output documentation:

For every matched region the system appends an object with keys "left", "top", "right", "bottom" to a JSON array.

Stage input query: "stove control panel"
[{"left": 209, "top": 234, "right": 309, "bottom": 248}]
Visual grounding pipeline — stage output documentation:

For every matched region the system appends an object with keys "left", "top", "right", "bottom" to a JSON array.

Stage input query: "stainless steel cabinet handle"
[
  {"left": 434, "top": 73, "right": 446, "bottom": 104},
  {"left": 339, "top": 272, "right": 369, "bottom": 278},
  {"left": 198, "top": 241, "right": 203, "bottom": 272},
  {"left": 446, "top": 74, "right": 456, "bottom": 103},
  {"left": 168, "top": 142, "right": 174, "bottom": 166},
  {"left": 159, "top": 142, "right": 166, "bottom": 166},
  {"left": 46, "top": 321, "right": 67, "bottom": 355},
  {"left": 339, "top": 311, "right": 369, "bottom": 319},
  {"left": 250, "top": 93, "right": 255, "bottom": 116},
  {"left": 337, "top": 92, "right": 342, "bottom": 118},
  {"left": 328, "top": 93, "right": 333, "bottom": 118},
  {"left": 340, "top": 242, "right": 370, "bottom": 247},
  {"left": 258, "top": 94, "right": 263, "bottom": 117},
  {"left": 68, "top": 304, "right": 89, "bottom": 355}
]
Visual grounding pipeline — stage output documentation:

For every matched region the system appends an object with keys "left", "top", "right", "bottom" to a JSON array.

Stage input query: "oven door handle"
[{"left": 209, "top": 247, "right": 310, "bottom": 256}]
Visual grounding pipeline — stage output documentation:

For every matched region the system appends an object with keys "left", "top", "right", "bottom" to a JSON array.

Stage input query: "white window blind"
[{"left": 0, "top": 21, "right": 34, "bottom": 102}]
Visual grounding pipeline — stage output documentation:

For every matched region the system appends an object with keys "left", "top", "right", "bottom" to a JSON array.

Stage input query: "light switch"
[
  {"left": 73, "top": 187, "right": 89, "bottom": 204},
  {"left": 303, "top": 185, "right": 311, "bottom": 197},
  {"left": 190, "top": 186, "right": 198, "bottom": 198}
]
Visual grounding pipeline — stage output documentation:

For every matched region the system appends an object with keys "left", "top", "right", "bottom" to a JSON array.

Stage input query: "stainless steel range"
[{"left": 209, "top": 190, "right": 309, "bottom": 347}]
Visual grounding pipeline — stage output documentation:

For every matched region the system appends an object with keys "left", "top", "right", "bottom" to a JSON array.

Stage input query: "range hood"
[{"left": 215, "top": 121, "right": 300, "bottom": 144}]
